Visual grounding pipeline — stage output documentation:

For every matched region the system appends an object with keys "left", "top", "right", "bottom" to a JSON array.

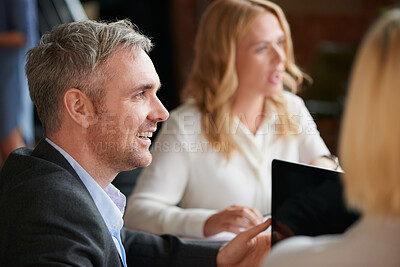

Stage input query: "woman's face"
[{"left": 235, "top": 11, "right": 286, "bottom": 99}]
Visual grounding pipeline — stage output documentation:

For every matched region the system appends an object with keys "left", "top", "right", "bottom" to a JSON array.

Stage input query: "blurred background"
[
  {"left": 32, "top": 0, "right": 396, "bottom": 194},
  {"left": 40, "top": 0, "right": 395, "bottom": 154}
]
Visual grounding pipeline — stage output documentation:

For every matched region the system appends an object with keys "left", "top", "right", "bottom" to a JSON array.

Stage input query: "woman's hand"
[
  {"left": 203, "top": 204, "right": 264, "bottom": 237},
  {"left": 309, "top": 156, "right": 339, "bottom": 170}
]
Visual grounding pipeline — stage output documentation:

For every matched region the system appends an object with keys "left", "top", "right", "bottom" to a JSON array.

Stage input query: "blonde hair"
[
  {"left": 182, "top": 0, "right": 305, "bottom": 159},
  {"left": 339, "top": 9, "right": 400, "bottom": 216},
  {"left": 26, "top": 20, "right": 152, "bottom": 135}
]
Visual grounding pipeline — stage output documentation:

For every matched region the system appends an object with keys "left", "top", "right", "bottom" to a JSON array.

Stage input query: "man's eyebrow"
[{"left": 131, "top": 81, "right": 162, "bottom": 93}]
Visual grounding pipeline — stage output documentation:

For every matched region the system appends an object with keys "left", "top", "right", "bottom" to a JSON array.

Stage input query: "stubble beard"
[{"left": 87, "top": 108, "right": 153, "bottom": 173}]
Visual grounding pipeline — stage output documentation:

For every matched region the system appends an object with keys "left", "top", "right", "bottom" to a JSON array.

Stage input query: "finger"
[
  {"left": 228, "top": 204, "right": 243, "bottom": 210},
  {"left": 236, "top": 220, "right": 271, "bottom": 241},
  {"left": 205, "top": 210, "right": 252, "bottom": 236},
  {"left": 251, "top": 207, "right": 264, "bottom": 220},
  {"left": 224, "top": 224, "right": 242, "bottom": 235},
  {"left": 242, "top": 208, "right": 263, "bottom": 226},
  {"left": 224, "top": 214, "right": 253, "bottom": 230},
  {"left": 228, "top": 208, "right": 263, "bottom": 228},
  {"left": 264, "top": 218, "right": 272, "bottom": 228},
  {"left": 225, "top": 205, "right": 261, "bottom": 218},
  {"left": 221, "top": 208, "right": 263, "bottom": 229},
  {"left": 226, "top": 204, "right": 248, "bottom": 213}
]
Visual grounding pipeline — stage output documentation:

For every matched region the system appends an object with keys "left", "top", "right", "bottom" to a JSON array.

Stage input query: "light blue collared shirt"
[{"left": 46, "top": 138, "right": 127, "bottom": 267}]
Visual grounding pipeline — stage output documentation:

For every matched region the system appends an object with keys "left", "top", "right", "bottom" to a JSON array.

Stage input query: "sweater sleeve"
[
  {"left": 291, "top": 95, "right": 331, "bottom": 163},
  {"left": 124, "top": 107, "right": 217, "bottom": 238}
]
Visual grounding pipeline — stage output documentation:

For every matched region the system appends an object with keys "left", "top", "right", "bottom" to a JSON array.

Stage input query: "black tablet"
[{"left": 271, "top": 159, "right": 360, "bottom": 246}]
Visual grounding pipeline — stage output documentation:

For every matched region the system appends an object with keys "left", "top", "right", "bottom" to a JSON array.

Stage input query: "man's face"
[{"left": 88, "top": 48, "right": 169, "bottom": 172}]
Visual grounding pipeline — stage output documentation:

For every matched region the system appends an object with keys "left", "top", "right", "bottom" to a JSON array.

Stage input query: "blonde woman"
[
  {"left": 264, "top": 9, "right": 400, "bottom": 266},
  {"left": 125, "top": 0, "right": 335, "bottom": 239}
]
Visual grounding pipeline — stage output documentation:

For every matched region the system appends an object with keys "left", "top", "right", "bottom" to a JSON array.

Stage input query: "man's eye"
[{"left": 135, "top": 91, "right": 145, "bottom": 99}]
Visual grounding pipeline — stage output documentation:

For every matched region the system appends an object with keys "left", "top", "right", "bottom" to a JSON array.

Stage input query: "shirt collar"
[{"left": 45, "top": 138, "right": 126, "bottom": 232}]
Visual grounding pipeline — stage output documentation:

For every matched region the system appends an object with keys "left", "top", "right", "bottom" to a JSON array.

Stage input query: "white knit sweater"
[{"left": 124, "top": 92, "right": 330, "bottom": 239}]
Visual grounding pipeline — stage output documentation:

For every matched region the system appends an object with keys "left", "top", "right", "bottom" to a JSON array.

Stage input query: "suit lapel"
[{"left": 32, "top": 139, "right": 124, "bottom": 266}]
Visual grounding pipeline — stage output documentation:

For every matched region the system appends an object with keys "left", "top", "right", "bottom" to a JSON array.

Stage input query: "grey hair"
[{"left": 26, "top": 19, "right": 152, "bottom": 135}]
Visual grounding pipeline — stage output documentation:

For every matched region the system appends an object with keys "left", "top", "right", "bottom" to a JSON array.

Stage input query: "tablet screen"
[{"left": 271, "top": 159, "right": 360, "bottom": 246}]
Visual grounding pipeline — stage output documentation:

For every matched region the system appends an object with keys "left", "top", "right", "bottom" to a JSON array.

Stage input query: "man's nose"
[{"left": 150, "top": 97, "right": 169, "bottom": 123}]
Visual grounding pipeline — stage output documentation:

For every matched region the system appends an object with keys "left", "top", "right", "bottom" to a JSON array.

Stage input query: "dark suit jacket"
[{"left": 0, "top": 139, "right": 220, "bottom": 266}]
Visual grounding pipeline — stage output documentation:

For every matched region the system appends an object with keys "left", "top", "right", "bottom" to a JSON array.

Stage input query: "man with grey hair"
[{"left": 0, "top": 20, "right": 270, "bottom": 266}]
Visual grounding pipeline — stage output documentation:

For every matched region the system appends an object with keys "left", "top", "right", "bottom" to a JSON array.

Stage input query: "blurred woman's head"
[
  {"left": 340, "top": 9, "right": 400, "bottom": 217},
  {"left": 183, "top": 0, "right": 302, "bottom": 107},
  {"left": 182, "top": 0, "right": 303, "bottom": 158},
  {"left": 235, "top": 8, "right": 286, "bottom": 101}
]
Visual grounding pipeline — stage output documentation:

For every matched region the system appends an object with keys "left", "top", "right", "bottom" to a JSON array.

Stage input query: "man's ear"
[{"left": 63, "top": 88, "right": 95, "bottom": 129}]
